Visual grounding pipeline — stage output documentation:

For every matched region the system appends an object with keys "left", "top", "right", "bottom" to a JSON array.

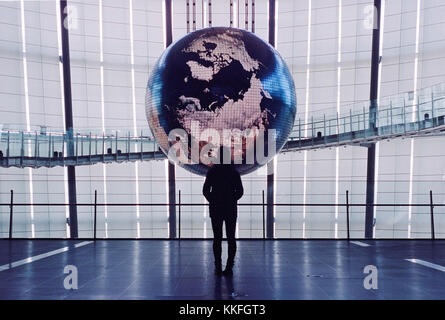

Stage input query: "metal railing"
[
  {"left": 2, "top": 189, "right": 442, "bottom": 240},
  {"left": 288, "top": 85, "right": 445, "bottom": 140}
]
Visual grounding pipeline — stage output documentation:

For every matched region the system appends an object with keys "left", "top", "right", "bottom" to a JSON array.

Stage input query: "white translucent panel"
[
  {"left": 0, "top": 168, "right": 34, "bottom": 237},
  {"left": 374, "top": 139, "right": 412, "bottom": 238},
  {"left": 208, "top": 0, "right": 228, "bottom": 28},
  {"left": 275, "top": 151, "right": 304, "bottom": 238},
  {"left": 174, "top": 164, "right": 206, "bottom": 238},
  {"left": 236, "top": 168, "right": 266, "bottom": 238},
  {"left": 172, "top": 0, "right": 187, "bottom": 40},
  {"left": 253, "top": 0, "right": 268, "bottom": 42},
  {"left": 137, "top": 160, "right": 168, "bottom": 238},
  {"left": 410, "top": 137, "right": 445, "bottom": 238},
  {"left": 417, "top": 0, "right": 445, "bottom": 89},
  {"left": 33, "top": 167, "right": 66, "bottom": 238},
  {"left": 337, "top": 146, "right": 367, "bottom": 237},
  {"left": 105, "top": 163, "right": 138, "bottom": 237},
  {"left": 304, "top": 150, "right": 337, "bottom": 238}
]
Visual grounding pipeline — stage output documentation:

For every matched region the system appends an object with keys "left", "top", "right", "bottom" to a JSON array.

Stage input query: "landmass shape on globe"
[{"left": 146, "top": 27, "right": 296, "bottom": 176}]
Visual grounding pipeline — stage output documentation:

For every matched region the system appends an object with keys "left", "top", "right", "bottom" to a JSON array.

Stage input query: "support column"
[
  {"left": 60, "top": 0, "right": 78, "bottom": 238},
  {"left": 168, "top": 161, "right": 176, "bottom": 238},
  {"left": 266, "top": 159, "right": 275, "bottom": 238},
  {"left": 164, "top": 0, "right": 176, "bottom": 238},
  {"left": 365, "top": 0, "right": 381, "bottom": 238},
  {"left": 268, "top": 0, "right": 275, "bottom": 46},
  {"left": 266, "top": 0, "right": 276, "bottom": 239}
]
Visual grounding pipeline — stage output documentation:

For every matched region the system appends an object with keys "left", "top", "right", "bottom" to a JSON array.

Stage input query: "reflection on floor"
[{"left": 0, "top": 240, "right": 444, "bottom": 300}]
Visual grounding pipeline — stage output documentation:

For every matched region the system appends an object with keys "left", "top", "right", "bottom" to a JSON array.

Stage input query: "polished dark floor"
[{"left": 0, "top": 240, "right": 444, "bottom": 300}]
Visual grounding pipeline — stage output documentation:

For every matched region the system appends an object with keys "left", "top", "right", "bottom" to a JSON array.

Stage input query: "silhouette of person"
[{"left": 203, "top": 145, "right": 244, "bottom": 276}]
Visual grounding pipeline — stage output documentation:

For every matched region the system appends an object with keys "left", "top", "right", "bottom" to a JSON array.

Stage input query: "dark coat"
[{"left": 203, "top": 164, "right": 244, "bottom": 218}]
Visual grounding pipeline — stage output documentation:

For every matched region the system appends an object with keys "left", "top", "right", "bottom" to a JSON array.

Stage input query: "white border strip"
[
  {"left": 20, "top": 0, "right": 35, "bottom": 238},
  {"left": 350, "top": 241, "right": 370, "bottom": 247},
  {"left": 74, "top": 240, "right": 94, "bottom": 248},
  {"left": 0, "top": 241, "right": 93, "bottom": 272},
  {"left": 407, "top": 0, "right": 422, "bottom": 238},
  {"left": 302, "top": 0, "right": 312, "bottom": 239},
  {"left": 334, "top": 0, "right": 342, "bottom": 238},
  {"left": 129, "top": 0, "right": 141, "bottom": 238},
  {"left": 406, "top": 259, "right": 445, "bottom": 272},
  {"left": 98, "top": 0, "right": 109, "bottom": 238}
]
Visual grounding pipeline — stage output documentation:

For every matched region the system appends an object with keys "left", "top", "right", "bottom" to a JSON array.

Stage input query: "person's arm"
[
  {"left": 234, "top": 170, "right": 244, "bottom": 201},
  {"left": 203, "top": 169, "right": 213, "bottom": 203}
]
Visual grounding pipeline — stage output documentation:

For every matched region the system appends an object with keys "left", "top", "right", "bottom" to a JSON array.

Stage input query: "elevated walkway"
[{"left": 1, "top": 83, "right": 444, "bottom": 168}]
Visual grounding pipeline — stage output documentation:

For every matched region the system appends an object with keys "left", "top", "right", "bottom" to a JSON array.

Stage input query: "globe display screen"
[{"left": 146, "top": 27, "right": 296, "bottom": 175}]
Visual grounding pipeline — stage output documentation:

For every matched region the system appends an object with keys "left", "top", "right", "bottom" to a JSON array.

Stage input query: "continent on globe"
[{"left": 146, "top": 27, "right": 296, "bottom": 176}]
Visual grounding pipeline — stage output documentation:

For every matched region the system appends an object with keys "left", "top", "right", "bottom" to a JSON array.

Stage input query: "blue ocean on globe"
[{"left": 146, "top": 27, "right": 296, "bottom": 176}]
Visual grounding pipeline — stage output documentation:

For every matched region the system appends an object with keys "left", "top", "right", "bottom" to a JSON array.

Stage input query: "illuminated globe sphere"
[{"left": 146, "top": 27, "right": 296, "bottom": 176}]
